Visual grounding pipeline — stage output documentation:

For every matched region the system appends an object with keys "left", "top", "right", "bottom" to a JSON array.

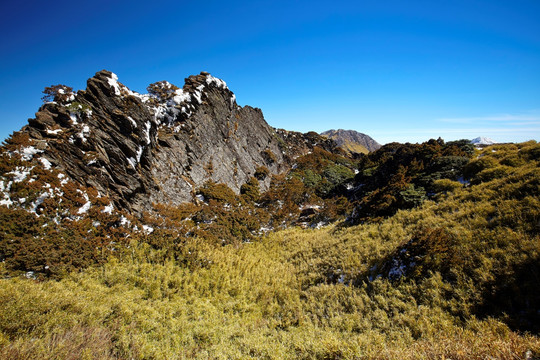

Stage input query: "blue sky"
[{"left": 1, "top": 0, "right": 539, "bottom": 144}]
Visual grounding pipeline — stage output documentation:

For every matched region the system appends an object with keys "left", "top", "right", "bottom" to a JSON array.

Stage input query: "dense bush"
[
  {"left": 254, "top": 165, "right": 270, "bottom": 180},
  {"left": 146, "top": 81, "right": 179, "bottom": 101},
  {"left": 197, "top": 180, "right": 236, "bottom": 204},
  {"left": 350, "top": 139, "right": 474, "bottom": 222},
  {"left": 240, "top": 176, "right": 260, "bottom": 202},
  {"left": 41, "top": 84, "right": 74, "bottom": 103}
]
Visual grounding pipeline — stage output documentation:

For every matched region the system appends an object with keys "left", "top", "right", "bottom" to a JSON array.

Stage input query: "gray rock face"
[
  {"left": 22, "top": 70, "right": 332, "bottom": 214},
  {"left": 321, "top": 129, "right": 381, "bottom": 153}
]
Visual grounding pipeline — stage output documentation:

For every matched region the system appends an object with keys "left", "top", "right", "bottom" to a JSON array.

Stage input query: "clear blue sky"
[{"left": 1, "top": 0, "right": 539, "bottom": 144}]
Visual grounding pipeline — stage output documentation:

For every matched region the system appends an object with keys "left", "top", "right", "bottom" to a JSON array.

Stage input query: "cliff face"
[{"left": 16, "top": 70, "right": 333, "bottom": 214}]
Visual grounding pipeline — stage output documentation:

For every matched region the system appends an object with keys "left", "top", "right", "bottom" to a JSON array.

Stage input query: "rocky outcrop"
[
  {"left": 19, "top": 70, "right": 335, "bottom": 214},
  {"left": 321, "top": 129, "right": 381, "bottom": 154}
]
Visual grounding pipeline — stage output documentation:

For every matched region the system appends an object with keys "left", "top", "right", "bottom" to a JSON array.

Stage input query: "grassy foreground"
[{"left": 1, "top": 142, "right": 539, "bottom": 359}]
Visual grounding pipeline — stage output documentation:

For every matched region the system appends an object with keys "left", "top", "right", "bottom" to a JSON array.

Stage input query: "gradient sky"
[{"left": 1, "top": 0, "right": 539, "bottom": 144}]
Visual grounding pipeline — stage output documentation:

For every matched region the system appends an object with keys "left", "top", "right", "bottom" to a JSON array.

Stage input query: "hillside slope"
[{"left": 0, "top": 141, "right": 538, "bottom": 359}]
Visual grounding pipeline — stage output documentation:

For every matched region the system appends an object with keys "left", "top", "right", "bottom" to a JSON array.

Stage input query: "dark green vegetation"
[
  {"left": 349, "top": 138, "right": 474, "bottom": 221},
  {"left": 1, "top": 138, "right": 539, "bottom": 359}
]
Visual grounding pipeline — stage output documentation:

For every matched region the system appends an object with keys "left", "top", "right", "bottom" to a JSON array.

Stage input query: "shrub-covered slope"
[
  {"left": 0, "top": 72, "right": 354, "bottom": 278},
  {"left": 1, "top": 141, "right": 539, "bottom": 359}
]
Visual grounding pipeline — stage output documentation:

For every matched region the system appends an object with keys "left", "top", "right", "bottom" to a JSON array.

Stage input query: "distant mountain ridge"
[{"left": 321, "top": 129, "right": 381, "bottom": 154}]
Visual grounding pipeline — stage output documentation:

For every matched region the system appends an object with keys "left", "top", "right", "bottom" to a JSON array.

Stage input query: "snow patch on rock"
[
  {"left": 39, "top": 158, "right": 52, "bottom": 170},
  {"left": 107, "top": 72, "right": 122, "bottom": 96}
]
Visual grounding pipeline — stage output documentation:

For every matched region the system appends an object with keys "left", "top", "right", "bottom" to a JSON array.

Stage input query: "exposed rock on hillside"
[
  {"left": 9, "top": 70, "right": 337, "bottom": 214},
  {"left": 321, "top": 129, "right": 381, "bottom": 154}
]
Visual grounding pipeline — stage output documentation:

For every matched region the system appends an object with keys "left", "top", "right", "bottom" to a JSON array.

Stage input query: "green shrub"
[
  {"left": 463, "top": 157, "right": 498, "bottom": 180},
  {"left": 432, "top": 179, "right": 463, "bottom": 193},
  {"left": 262, "top": 149, "right": 277, "bottom": 164},
  {"left": 240, "top": 177, "right": 260, "bottom": 202},
  {"left": 475, "top": 165, "right": 513, "bottom": 183},
  {"left": 146, "top": 81, "right": 179, "bottom": 101},
  {"left": 197, "top": 181, "right": 237, "bottom": 204},
  {"left": 41, "top": 84, "right": 74, "bottom": 103},
  {"left": 254, "top": 165, "right": 270, "bottom": 180}
]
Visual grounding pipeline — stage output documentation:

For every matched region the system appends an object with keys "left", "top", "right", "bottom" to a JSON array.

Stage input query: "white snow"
[
  {"left": 299, "top": 204, "right": 321, "bottom": 210},
  {"left": 172, "top": 89, "right": 191, "bottom": 104},
  {"left": 20, "top": 146, "right": 43, "bottom": 161},
  {"left": 144, "top": 121, "right": 151, "bottom": 145},
  {"left": 0, "top": 198, "right": 13, "bottom": 207},
  {"left": 127, "top": 157, "right": 137, "bottom": 169},
  {"left": 471, "top": 136, "right": 496, "bottom": 145},
  {"left": 119, "top": 215, "right": 130, "bottom": 226},
  {"left": 70, "top": 113, "right": 78, "bottom": 124},
  {"left": 102, "top": 203, "right": 114, "bottom": 214},
  {"left": 193, "top": 84, "right": 205, "bottom": 104},
  {"left": 205, "top": 75, "right": 228, "bottom": 89},
  {"left": 30, "top": 192, "right": 49, "bottom": 214},
  {"left": 142, "top": 225, "right": 154, "bottom": 234},
  {"left": 9, "top": 167, "right": 33, "bottom": 183},
  {"left": 107, "top": 72, "right": 122, "bottom": 96},
  {"left": 259, "top": 226, "right": 273, "bottom": 233},
  {"left": 78, "top": 125, "right": 90, "bottom": 142},
  {"left": 136, "top": 146, "right": 143, "bottom": 163},
  {"left": 0, "top": 180, "right": 13, "bottom": 207},
  {"left": 192, "top": 91, "right": 202, "bottom": 104},
  {"left": 77, "top": 201, "right": 91, "bottom": 214},
  {"left": 39, "top": 158, "right": 52, "bottom": 170},
  {"left": 47, "top": 129, "right": 62, "bottom": 135},
  {"left": 58, "top": 173, "right": 69, "bottom": 186},
  {"left": 127, "top": 116, "right": 137, "bottom": 128}
]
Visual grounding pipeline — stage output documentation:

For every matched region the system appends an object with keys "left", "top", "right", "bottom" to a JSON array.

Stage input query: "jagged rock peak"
[
  {"left": 84, "top": 70, "right": 237, "bottom": 127},
  {"left": 10, "top": 70, "right": 333, "bottom": 215},
  {"left": 321, "top": 129, "right": 381, "bottom": 153}
]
